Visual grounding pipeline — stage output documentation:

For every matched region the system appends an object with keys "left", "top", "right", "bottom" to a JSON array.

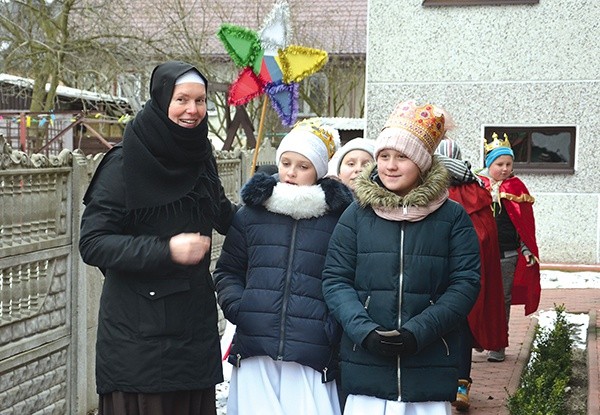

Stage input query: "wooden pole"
[
  {"left": 19, "top": 112, "right": 27, "bottom": 152},
  {"left": 250, "top": 97, "right": 269, "bottom": 175}
]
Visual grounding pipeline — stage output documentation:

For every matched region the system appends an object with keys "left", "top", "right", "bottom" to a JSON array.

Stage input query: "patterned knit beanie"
[{"left": 374, "top": 100, "right": 445, "bottom": 172}]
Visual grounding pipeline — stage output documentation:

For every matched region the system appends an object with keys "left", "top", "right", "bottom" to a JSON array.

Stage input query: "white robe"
[
  {"left": 343, "top": 394, "right": 451, "bottom": 415},
  {"left": 226, "top": 356, "right": 341, "bottom": 415}
]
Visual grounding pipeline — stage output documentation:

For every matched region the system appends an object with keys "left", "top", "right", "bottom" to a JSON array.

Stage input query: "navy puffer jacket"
[
  {"left": 322, "top": 159, "right": 481, "bottom": 401},
  {"left": 214, "top": 173, "right": 353, "bottom": 381}
]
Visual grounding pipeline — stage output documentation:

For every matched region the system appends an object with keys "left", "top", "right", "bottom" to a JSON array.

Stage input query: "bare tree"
[{"left": 0, "top": 0, "right": 366, "bottom": 148}]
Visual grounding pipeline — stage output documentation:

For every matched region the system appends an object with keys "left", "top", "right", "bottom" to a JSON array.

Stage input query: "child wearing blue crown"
[
  {"left": 214, "top": 120, "right": 352, "bottom": 415},
  {"left": 476, "top": 133, "right": 541, "bottom": 363},
  {"left": 323, "top": 100, "right": 480, "bottom": 414}
]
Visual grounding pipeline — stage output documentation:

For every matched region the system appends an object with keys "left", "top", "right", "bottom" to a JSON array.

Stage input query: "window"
[
  {"left": 483, "top": 126, "right": 576, "bottom": 174},
  {"left": 423, "top": 0, "right": 538, "bottom": 6}
]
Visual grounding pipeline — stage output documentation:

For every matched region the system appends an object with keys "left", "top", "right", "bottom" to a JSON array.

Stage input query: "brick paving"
[{"left": 460, "top": 288, "right": 600, "bottom": 415}]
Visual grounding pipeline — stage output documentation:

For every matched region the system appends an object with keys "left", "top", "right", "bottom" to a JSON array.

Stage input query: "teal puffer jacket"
[{"left": 322, "top": 159, "right": 481, "bottom": 402}]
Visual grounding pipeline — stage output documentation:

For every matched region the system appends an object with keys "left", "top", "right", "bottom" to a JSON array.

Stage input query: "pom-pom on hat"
[
  {"left": 276, "top": 119, "right": 340, "bottom": 179},
  {"left": 374, "top": 100, "right": 445, "bottom": 172},
  {"left": 484, "top": 132, "right": 514, "bottom": 167}
]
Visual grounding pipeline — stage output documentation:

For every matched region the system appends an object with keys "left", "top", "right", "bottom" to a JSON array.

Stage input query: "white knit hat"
[
  {"left": 276, "top": 120, "right": 339, "bottom": 180},
  {"left": 330, "top": 138, "right": 375, "bottom": 175}
]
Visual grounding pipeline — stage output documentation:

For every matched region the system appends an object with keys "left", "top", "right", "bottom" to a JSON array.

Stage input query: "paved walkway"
[{"left": 461, "top": 288, "right": 600, "bottom": 415}]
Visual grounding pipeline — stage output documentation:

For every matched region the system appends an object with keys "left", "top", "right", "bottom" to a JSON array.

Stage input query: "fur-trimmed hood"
[
  {"left": 241, "top": 173, "right": 353, "bottom": 220},
  {"left": 353, "top": 156, "right": 450, "bottom": 209}
]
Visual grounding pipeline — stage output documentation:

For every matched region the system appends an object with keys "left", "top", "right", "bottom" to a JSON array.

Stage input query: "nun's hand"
[{"left": 169, "top": 233, "right": 211, "bottom": 265}]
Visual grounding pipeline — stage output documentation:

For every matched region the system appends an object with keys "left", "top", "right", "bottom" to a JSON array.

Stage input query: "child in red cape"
[{"left": 476, "top": 133, "right": 541, "bottom": 364}]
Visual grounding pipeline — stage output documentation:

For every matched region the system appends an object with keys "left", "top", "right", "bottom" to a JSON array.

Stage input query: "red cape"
[
  {"left": 479, "top": 175, "right": 541, "bottom": 316},
  {"left": 448, "top": 183, "right": 508, "bottom": 350}
]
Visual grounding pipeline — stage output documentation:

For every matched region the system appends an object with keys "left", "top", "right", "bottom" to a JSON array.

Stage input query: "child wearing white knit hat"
[
  {"left": 276, "top": 119, "right": 340, "bottom": 181},
  {"left": 327, "top": 138, "right": 375, "bottom": 190},
  {"left": 215, "top": 118, "right": 352, "bottom": 415}
]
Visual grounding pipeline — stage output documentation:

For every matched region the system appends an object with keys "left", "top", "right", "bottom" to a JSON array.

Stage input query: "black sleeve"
[
  {"left": 213, "top": 182, "right": 238, "bottom": 236},
  {"left": 78, "top": 151, "right": 172, "bottom": 273}
]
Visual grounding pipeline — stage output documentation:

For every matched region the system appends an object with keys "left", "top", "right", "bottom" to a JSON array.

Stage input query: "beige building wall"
[{"left": 365, "top": 0, "right": 600, "bottom": 264}]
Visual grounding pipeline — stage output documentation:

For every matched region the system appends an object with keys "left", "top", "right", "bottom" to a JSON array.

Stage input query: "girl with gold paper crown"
[
  {"left": 214, "top": 119, "right": 353, "bottom": 415},
  {"left": 476, "top": 133, "right": 541, "bottom": 363},
  {"left": 322, "top": 100, "right": 481, "bottom": 414}
]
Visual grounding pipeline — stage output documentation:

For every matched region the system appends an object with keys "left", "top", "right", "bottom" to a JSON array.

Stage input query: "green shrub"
[{"left": 508, "top": 304, "right": 576, "bottom": 415}]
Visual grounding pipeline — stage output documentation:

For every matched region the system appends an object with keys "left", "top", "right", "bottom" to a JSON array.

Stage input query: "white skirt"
[
  {"left": 227, "top": 356, "right": 341, "bottom": 415},
  {"left": 343, "top": 394, "right": 451, "bottom": 415}
]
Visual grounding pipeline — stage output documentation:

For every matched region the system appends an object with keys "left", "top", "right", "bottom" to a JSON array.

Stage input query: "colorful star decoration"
[{"left": 217, "top": 0, "right": 328, "bottom": 127}]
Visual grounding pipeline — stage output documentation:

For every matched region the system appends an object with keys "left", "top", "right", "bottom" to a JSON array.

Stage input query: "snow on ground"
[
  {"left": 536, "top": 269, "right": 599, "bottom": 350},
  {"left": 540, "top": 270, "right": 600, "bottom": 289},
  {"left": 537, "top": 269, "right": 600, "bottom": 349}
]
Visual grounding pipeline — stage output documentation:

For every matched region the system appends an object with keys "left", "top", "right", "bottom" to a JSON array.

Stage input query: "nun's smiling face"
[{"left": 168, "top": 83, "right": 207, "bottom": 128}]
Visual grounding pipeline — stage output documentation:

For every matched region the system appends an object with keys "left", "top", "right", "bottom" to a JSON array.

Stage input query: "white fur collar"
[{"left": 264, "top": 182, "right": 328, "bottom": 220}]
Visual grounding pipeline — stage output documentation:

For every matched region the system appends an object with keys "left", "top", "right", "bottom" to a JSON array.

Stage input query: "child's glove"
[{"left": 363, "top": 328, "right": 417, "bottom": 357}]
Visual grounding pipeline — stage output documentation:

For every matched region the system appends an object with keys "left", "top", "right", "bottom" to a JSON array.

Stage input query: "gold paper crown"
[
  {"left": 484, "top": 132, "right": 512, "bottom": 154},
  {"left": 291, "top": 119, "right": 338, "bottom": 159},
  {"left": 383, "top": 100, "right": 445, "bottom": 152}
]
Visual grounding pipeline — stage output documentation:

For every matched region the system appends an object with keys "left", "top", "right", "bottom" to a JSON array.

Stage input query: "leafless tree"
[{"left": 0, "top": 0, "right": 366, "bottom": 148}]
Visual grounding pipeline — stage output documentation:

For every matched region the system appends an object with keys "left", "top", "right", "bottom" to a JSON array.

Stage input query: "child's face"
[
  {"left": 376, "top": 149, "right": 421, "bottom": 196},
  {"left": 488, "top": 155, "right": 514, "bottom": 181},
  {"left": 338, "top": 150, "right": 374, "bottom": 189},
  {"left": 278, "top": 152, "right": 318, "bottom": 186}
]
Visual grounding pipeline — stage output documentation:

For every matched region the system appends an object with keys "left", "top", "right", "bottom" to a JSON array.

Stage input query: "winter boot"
[{"left": 452, "top": 379, "right": 471, "bottom": 411}]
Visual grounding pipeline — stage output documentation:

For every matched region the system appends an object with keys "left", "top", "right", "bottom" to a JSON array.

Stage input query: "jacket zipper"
[
  {"left": 397, "top": 220, "right": 405, "bottom": 398},
  {"left": 441, "top": 337, "right": 450, "bottom": 355},
  {"left": 429, "top": 299, "right": 451, "bottom": 356},
  {"left": 277, "top": 221, "right": 298, "bottom": 359}
]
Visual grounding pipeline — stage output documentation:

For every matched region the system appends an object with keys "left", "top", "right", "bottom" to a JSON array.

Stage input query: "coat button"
[{"left": 149, "top": 291, "right": 156, "bottom": 296}]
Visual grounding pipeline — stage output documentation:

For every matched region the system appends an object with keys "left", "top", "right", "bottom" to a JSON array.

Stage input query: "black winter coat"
[
  {"left": 214, "top": 173, "right": 353, "bottom": 381},
  {"left": 79, "top": 147, "right": 235, "bottom": 394}
]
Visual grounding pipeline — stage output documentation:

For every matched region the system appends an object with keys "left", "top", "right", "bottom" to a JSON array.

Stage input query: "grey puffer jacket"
[
  {"left": 214, "top": 173, "right": 353, "bottom": 381},
  {"left": 322, "top": 158, "right": 481, "bottom": 401}
]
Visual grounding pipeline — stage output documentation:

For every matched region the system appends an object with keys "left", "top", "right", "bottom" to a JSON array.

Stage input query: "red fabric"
[
  {"left": 479, "top": 176, "right": 541, "bottom": 316},
  {"left": 448, "top": 183, "right": 508, "bottom": 350}
]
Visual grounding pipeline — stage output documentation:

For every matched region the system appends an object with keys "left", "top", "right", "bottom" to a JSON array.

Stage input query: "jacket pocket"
[{"left": 133, "top": 278, "right": 191, "bottom": 337}]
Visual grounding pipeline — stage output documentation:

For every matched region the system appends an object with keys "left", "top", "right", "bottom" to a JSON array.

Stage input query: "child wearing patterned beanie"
[
  {"left": 435, "top": 137, "right": 507, "bottom": 410},
  {"left": 322, "top": 100, "right": 481, "bottom": 415},
  {"left": 476, "top": 133, "right": 541, "bottom": 364},
  {"left": 214, "top": 119, "right": 353, "bottom": 415}
]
